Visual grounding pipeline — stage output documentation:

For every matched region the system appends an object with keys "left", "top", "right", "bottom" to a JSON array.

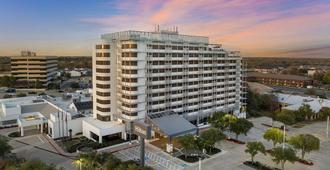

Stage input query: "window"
[
  {"left": 122, "top": 61, "right": 137, "bottom": 66},
  {"left": 97, "top": 99, "right": 111, "bottom": 104},
  {"left": 122, "top": 52, "right": 137, "bottom": 57},
  {"left": 96, "top": 84, "right": 110, "bottom": 89},
  {"left": 96, "top": 68, "right": 110, "bottom": 73},
  {"left": 96, "top": 44, "right": 110, "bottom": 49},
  {"left": 96, "top": 61, "right": 110, "bottom": 65},
  {"left": 97, "top": 106, "right": 111, "bottom": 112},
  {"left": 97, "top": 114, "right": 111, "bottom": 121},
  {"left": 96, "top": 76, "right": 110, "bottom": 81},
  {"left": 122, "top": 86, "right": 138, "bottom": 91},
  {"left": 96, "top": 52, "right": 110, "bottom": 57},
  {"left": 96, "top": 91, "right": 110, "bottom": 96},
  {"left": 122, "top": 44, "right": 137, "bottom": 49}
]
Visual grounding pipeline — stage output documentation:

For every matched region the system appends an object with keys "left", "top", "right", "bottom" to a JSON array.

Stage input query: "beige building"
[{"left": 11, "top": 51, "right": 58, "bottom": 88}]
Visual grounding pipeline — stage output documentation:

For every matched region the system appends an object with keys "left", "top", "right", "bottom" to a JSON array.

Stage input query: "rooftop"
[
  {"left": 275, "top": 93, "right": 330, "bottom": 112},
  {"left": 147, "top": 112, "right": 197, "bottom": 137},
  {"left": 101, "top": 30, "right": 209, "bottom": 44}
]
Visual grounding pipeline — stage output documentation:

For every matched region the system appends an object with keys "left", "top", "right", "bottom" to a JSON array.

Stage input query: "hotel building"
[
  {"left": 11, "top": 51, "right": 58, "bottom": 88},
  {"left": 93, "top": 29, "right": 246, "bottom": 129}
]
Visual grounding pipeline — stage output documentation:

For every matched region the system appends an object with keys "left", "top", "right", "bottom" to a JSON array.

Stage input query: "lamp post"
[{"left": 282, "top": 124, "right": 285, "bottom": 149}]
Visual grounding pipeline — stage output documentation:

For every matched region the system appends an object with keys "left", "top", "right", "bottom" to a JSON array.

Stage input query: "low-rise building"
[
  {"left": 0, "top": 91, "right": 92, "bottom": 139},
  {"left": 275, "top": 93, "right": 330, "bottom": 113},
  {"left": 247, "top": 72, "right": 313, "bottom": 88},
  {"left": 11, "top": 51, "right": 58, "bottom": 89},
  {"left": 69, "top": 70, "right": 82, "bottom": 77}
]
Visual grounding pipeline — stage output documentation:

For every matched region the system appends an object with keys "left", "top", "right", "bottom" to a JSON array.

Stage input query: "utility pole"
[
  {"left": 327, "top": 116, "right": 329, "bottom": 139},
  {"left": 199, "top": 157, "right": 202, "bottom": 170},
  {"left": 140, "top": 137, "right": 145, "bottom": 166}
]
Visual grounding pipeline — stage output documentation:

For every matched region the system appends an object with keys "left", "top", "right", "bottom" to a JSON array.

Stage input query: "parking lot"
[
  {"left": 7, "top": 133, "right": 75, "bottom": 170},
  {"left": 187, "top": 117, "right": 330, "bottom": 170}
]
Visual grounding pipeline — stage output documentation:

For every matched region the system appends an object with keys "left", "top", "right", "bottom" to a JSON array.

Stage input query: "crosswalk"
[{"left": 114, "top": 146, "right": 186, "bottom": 170}]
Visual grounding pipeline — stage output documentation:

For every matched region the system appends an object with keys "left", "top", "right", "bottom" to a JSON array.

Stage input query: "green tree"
[
  {"left": 16, "top": 93, "right": 27, "bottom": 97},
  {"left": 230, "top": 118, "right": 253, "bottom": 140},
  {"left": 209, "top": 113, "right": 238, "bottom": 131},
  {"left": 288, "top": 134, "right": 320, "bottom": 160},
  {"left": 222, "top": 114, "right": 238, "bottom": 131},
  {"left": 313, "top": 72, "right": 325, "bottom": 82},
  {"left": 276, "top": 110, "right": 296, "bottom": 125},
  {"left": 263, "top": 128, "right": 284, "bottom": 147},
  {"left": 319, "top": 107, "right": 330, "bottom": 120},
  {"left": 35, "top": 79, "right": 43, "bottom": 88},
  {"left": 74, "top": 152, "right": 102, "bottom": 170},
  {"left": 0, "top": 135, "right": 12, "bottom": 158},
  {"left": 271, "top": 146, "right": 298, "bottom": 170},
  {"left": 208, "top": 112, "right": 227, "bottom": 130},
  {"left": 199, "top": 128, "right": 225, "bottom": 153},
  {"left": 0, "top": 76, "right": 16, "bottom": 87},
  {"left": 297, "top": 104, "right": 314, "bottom": 120},
  {"left": 102, "top": 153, "right": 121, "bottom": 170},
  {"left": 245, "top": 141, "right": 266, "bottom": 163},
  {"left": 177, "top": 134, "right": 199, "bottom": 158},
  {"left": 19, "top": 160, "right": 57, "bottom": 170},
  {"left": 3, "top": 94, "right": 12, "bottom": 99},
  {"left": 322, "top": 73, "right": 330, "bottom": 84}
]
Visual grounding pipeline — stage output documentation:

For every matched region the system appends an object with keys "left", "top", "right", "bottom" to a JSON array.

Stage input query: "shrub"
[
  {"left": 276, "top": 112, "right": 296, "bottom": 125},
  {"left": 3, "top": 94, "right": 12, "bottom": 99},
  {"left": 16, "top": 93, "right": 27, "bottom": 97},
  {"left": 8, "top": 131, "right": 20, "bottom": 138}
]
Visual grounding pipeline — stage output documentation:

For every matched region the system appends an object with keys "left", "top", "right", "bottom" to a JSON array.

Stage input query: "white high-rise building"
[{"left": 92, "top": 29, "right": 246, "bottom": 129}]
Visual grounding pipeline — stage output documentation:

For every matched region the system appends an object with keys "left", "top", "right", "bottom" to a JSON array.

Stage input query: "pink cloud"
[{"left": 80, "top": 0, "right": 330, "bottom": 57}]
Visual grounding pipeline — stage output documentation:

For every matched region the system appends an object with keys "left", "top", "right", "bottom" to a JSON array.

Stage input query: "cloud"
[{"left": 80, "top": 0, "right": 330, "bottom": 57}]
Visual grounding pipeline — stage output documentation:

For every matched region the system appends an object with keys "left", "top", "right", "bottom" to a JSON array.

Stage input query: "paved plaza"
[
  {"left": 0, "top": 127, "right": 75, "bottom": 170},
  {"left": 2, "top": 116, "right": 330, "bottom": 170},
  {"left": 113, "top": 144, "right": 189, "bottom": 170},
  {"left": 187, "top": 117, "right": 330, "bottom": 170}
]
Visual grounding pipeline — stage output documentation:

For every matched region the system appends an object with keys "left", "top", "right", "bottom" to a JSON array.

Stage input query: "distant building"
[
  {"left": 247, "top": 72, "right": 313, "bottom": 88},
  {"left": 254, "top": 68, "right": 279, "bottom": 74},
  {"left": 11, "top": 51, "right": 57, "bottom": 89},
  {"left": 69, "top": 70, "right": 82, "bottom": 77},
  {"left": 307, "top": 67, "right": 317, "bottom": 77},
  {"left": 275, "top": 93, "right": 330, "bottom": 113},
  {"left": 70, "top": 101, "right": 93, "bottom": 115}
]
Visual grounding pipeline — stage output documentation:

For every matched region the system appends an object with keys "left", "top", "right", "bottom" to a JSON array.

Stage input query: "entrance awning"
[{"left": 147, "top": 112, "right": 197, "bottom": 137}]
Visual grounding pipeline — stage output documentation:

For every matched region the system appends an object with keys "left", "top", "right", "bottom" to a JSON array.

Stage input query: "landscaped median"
[{"left": 57, "top": 136, "right": 127, "bottom": 153}]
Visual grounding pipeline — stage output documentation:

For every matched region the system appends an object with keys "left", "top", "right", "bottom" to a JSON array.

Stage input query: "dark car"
[{"left": 5, "top": 88, "right": 16, "bottom": 93}]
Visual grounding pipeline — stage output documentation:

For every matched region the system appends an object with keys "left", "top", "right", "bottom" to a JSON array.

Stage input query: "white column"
[
  {"left": 99, "top": 136, "right": 102, "bottom": 143},
  {"left": 41, "top": 123, "right": 43, "bottom": 133},
  {"left": 20, "top": 126, "right": 24, "bottom": 137}
]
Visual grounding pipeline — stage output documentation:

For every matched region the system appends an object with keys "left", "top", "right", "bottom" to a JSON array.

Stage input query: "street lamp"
[
  {"left": 282, "top": 124, "right": 286, "bottom": 149},
  {"left": 75, "top": 159, "right": 83, "bottom": 170}
]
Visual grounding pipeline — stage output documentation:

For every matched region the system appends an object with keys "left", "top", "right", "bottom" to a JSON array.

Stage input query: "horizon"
[{"left": 0, "top": 0, "right": 330, "bottom": 58}]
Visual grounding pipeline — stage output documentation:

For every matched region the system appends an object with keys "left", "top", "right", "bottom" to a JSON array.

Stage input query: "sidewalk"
[
  {"left": 98, "top": 140, "right": 140, "bottom": 153},
  {"left": 42, "top": 134, "right": 78, "bottom": 158}
]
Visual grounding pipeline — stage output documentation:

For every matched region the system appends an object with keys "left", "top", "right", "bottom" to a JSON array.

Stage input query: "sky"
[{"left": 0, "top": 0, "right": 330, "bottom": 58}]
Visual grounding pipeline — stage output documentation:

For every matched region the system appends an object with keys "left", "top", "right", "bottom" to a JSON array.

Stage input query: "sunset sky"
[{"left": 0, "top": 0, "right": 330, "bottom": 57}]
